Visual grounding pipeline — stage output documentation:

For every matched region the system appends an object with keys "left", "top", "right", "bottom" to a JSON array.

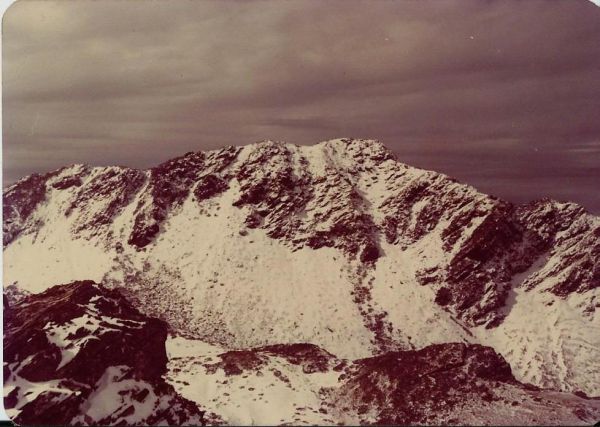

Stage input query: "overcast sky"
[{"left": 3, "top": 0, "right": 600, "bottom": 212}]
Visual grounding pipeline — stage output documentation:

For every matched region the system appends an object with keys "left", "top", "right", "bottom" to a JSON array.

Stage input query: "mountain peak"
[{"left": 316, "top": 137, "right": 396, "bottom": 161}]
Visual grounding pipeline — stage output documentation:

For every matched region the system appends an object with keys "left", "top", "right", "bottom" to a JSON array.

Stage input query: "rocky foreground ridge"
[
  {"left": 3, "top": 281, "right": 217, "bottom": 425},
  {"left": 4, "top": 281, "right": 600, "bottom": 425}
]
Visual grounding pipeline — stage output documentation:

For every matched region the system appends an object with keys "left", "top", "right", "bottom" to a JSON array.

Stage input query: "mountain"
[{"left": 3, "top": 138, "right": 599, "bottom": 424}]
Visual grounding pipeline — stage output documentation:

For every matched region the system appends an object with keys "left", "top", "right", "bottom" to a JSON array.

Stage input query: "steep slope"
[
  {"left": 3, "top": 280, "right": 216, "bottom": 426},
  {"left": 3, "top": 138, "right": 599, "bottom": 396}
]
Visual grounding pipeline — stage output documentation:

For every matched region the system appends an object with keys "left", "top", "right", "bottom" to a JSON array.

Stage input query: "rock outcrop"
[
  {"left": 3, "top": 280, "right": 216, "bottom": 426},
  {"left": 166, "top": 336, "right": 600, "bottom": 425}
]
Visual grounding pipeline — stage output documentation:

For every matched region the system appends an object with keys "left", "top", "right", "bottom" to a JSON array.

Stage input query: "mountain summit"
[{"left": 3, "top": 138, "right": 599, "bottom": 424}]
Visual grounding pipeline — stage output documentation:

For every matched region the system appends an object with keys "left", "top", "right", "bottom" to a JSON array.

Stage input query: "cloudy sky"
[{"left": 3, "top": 0, "right": 600, "bottom": 212}]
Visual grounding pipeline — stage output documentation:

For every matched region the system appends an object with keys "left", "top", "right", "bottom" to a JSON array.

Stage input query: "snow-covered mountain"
[{"left": 3, "top": 138, "right": 599, "bottom": 424}]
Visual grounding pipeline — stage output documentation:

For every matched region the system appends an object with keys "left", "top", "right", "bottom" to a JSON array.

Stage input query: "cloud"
[{"left": 3, "top": 0, "right": 600, "bottom": 212}]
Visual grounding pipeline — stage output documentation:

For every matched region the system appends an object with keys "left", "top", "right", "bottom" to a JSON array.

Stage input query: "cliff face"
[{"left": 3, "top": 138, "right": 599, "bottom": 417}]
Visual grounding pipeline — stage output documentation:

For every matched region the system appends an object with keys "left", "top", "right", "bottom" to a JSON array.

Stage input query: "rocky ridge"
[
  {"left": 6, "top": 280, "right": 599, "bottom": 425},
  {"left": 166, "top": 335, "right": 600, "bottom": 425},
  {"left": 3, "top": 138, "right": 599, "bottom": 401},
  {"left": 3, "top": 280, "right": 217, "bottom": 426}
]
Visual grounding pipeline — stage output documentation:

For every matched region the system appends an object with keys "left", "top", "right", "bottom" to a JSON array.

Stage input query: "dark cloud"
[{"left": 3, "top": 0, "right": 600, "bottom": 212}]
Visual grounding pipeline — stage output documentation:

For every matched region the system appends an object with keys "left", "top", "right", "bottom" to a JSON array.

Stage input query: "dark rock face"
[
  {"left": 128, "top": 151, "right": 206, "bottom": 247},
  {"left": 205, "top": 349, "right": 267, "bottom": 376},
  {"left": 3, "top": 295, "right": 11, "bottom": 329},
  {"left": 378, "top": 172, "right": 513, "bottom": 326},
  {"left": 434, "top": 287, "right": 452, "bottom": 306},
  {"left": 3, "top": 283, "right": 29, "bottom": 307},
  {"left": 336, "top": 343, "right": 516, "bottom": 425},
  {"left": 15, "top": 391, "right": 84, "bottom": 426},
  {"left": 51, "top": 174, "right": 84, "bottom": 190},
  {"left": 3, "top": 281, "right": 210, "bottom": 426},
  {"left": 232, "top": 141, "right": 313, "bottom": 241},
  {"left": 257, "top": 343, "right": 339, "bottom": 374},
  {"left": 359, "top": 243, "right": 380, "bottom": 264},
  {"left": 381, "top": 173, "right": 448, "bottom": 246},
  {"left": 67, "top": 168, "right": 145, "bottom": 235},
  {"left": 3, "top": 173, "right": 50, "bottom": 246},
  {"left": 129, "top": 146, "right": 240, "bottom": 248},
  {"left": 517, "top": 199, "right": 600, "bottom": 297},
  {"left": 5, "top": 280, "right": 167, "bottom": 384},
  {"left": 379, "top": 183, "right": 598, "bottom": 327},
  {"left": 2, "top": 163, "right": 146, "bottom": 244},
  {"left": 377, "top": 166, "right": 537, "bottom": 327},
  {"left": 232, "top": 140, "right": 382, "bottom": 262},
  {"left": 443, "top": 203, "right": 524, "bottom": 325},
  {"left": 194, "top": 174, "right": 229, "bottom": 201},
  {"left": 202, "top": 343, "right": 339, "bottom": 377},
  {"left": 297, "top": 140, "right": 385, "bottom": 261}
]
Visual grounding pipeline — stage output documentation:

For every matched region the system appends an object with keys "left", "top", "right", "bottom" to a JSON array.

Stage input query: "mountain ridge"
[
  {"left": 5, "top": 138, "right": 595, "bottom": 215},
  {"left": 3, "top": 138, "right": 599, "bottom": 404}
]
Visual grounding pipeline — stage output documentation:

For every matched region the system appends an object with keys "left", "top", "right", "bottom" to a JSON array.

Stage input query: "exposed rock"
[
  {"left": 66, "top": 167, "right": 145, "bottom": 236},
  {"left": 331, "top": 343, "right": 587, "bottom": 425},
  {"left": 204, "top": 350, "right": 267, "bottom": 376},
  {"left": 129, "top": 146, "right": 240, "bottom": 248},
  {"left": 3, "top": 280, "right": 213, "bottom": 426},
  {"left": 3, "top": 173, "right": 50, "bottom": 246},
  {"left": 517, "top": 199, "right": 600, "bottom": 297},
  {"left": 335, "top": 343, "right": 514, "bottom": 423},
  {"left": 167, "top": 337, "right": 600, "bottom": 426},
  {"left": 257, "top": 343, "right": 339, "bottom": 374},
  {"left": 51, "top": 174, "right": 84, "bottom": 190},
  {"left": 194, "top": 174, "right": 229, "bottom": 201}
]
